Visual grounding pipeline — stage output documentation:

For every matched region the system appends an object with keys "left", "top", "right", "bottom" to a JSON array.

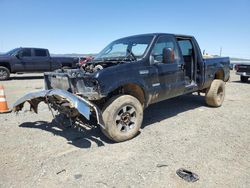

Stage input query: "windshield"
[
  {"left": 95, "top": 35, "right": 154, "bottom": 60},
  {"left": 5, "top": 48, "right": 20, "bottom": 56}
]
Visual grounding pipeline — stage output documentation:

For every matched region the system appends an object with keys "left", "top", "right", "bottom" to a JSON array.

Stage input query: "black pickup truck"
[
  {"left": 235, "top": 64, "right": 250, "bottom": 82},
  {"left": 13, "top": 33, "right": 230, "bottom": 142},
  {"left": 0, "top": 48, "right": 78, "bottom": 80}
]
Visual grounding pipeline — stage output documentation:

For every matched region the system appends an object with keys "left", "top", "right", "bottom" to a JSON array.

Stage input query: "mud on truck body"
[{"left": 13, "top": 33, "right": 230, "bottom": 142}]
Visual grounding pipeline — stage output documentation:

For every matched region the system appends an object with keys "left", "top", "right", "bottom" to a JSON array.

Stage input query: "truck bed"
[{"left": 203, "top": 57, "right": 230, "bottom": 88}]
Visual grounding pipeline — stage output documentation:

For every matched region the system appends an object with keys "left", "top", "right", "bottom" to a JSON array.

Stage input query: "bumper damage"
[{"left": 13, "top": 89, "right": 104, "bottom": 129}]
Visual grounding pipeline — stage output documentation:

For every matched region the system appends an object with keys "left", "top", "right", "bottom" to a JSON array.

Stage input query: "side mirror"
[
  {"left": 149, "top": 55, "right": 155, "bottom": 64},
  {"left": 162, "top": 48, "right": 174, "bottom": 64}
]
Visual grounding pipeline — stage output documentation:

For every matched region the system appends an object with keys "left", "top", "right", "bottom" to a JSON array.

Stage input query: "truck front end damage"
[
  {"left": 44, "top": 69, "right": 106, "bottom": 100},
  {"left": 13, "top": 69, "right": 105, "bottom": 129}
]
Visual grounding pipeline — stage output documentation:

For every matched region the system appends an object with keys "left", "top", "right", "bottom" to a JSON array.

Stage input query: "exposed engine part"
[
  {"left": 81, "top": 63, "right": 105, "bottom": 73},
  {"left": 93, "top": 64, "right": 103, "bottom": 72},
  {"left": 81, "top": 61, "right": 121, "bottom": 73}
]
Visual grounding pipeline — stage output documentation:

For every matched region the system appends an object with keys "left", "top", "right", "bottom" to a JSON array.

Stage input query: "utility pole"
[{"left": 220, "top": 47, "right": 222, "bottom": 57}]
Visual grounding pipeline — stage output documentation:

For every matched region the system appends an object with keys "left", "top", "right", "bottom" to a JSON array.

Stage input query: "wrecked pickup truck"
[{"left": 13, "top": 33, "right": 230, "bottom": 142}]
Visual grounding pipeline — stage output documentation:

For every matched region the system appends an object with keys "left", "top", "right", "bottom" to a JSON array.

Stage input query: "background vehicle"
[
  {"left": 14, "top": 33, "right": 230, "bottom": 142},
  {"left": 0, "top": 47, "right": 78, "bottom": 80},
  {"left": 235, "top": 64, "right": 250, "bottom": 82}
]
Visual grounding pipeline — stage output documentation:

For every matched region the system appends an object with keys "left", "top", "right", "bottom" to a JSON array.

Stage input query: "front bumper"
[
  {"left": 13, "top": 89, "right": 104, "bottom": 128},
  {"left": 236, "top": 72, "right": 250, "bottom": 77}
]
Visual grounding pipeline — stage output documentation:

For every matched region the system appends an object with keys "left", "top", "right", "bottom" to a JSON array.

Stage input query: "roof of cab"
[
  {"left": 19, "top": 47, "right": 48, "bottom": 50},
  {"left": 117, "top": 33, "right": 194, "bottom": 40}
]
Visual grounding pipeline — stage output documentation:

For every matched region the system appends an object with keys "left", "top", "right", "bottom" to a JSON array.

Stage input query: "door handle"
[{"left": 178, "top": 64, "right": 184, "bottom": 70}]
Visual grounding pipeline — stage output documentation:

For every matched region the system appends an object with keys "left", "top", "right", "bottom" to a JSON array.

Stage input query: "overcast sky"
[{"left": 0, "top": 0, "right": 249, "bottom": 58}]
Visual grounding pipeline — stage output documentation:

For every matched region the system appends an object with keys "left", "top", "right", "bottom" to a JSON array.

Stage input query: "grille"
[
  {"left": 49, "top": 75, "right": 70, "bottom": 91},
  {"left": 238, "top": 65, "right": 250, "bottom": 72},
  {"left": 44, "top": 73, "right": 71, "bottom": 91}
]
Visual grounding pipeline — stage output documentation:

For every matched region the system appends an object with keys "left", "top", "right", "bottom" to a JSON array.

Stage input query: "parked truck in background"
[
  {"left": 235, "top": 64, "right": 250, "bottom": 82},
  {"left": 0, "top": 47, "right": 78, "bottom": 80},
  {"left": 13, "top": 33, "right": 230, "bottom": 142}
]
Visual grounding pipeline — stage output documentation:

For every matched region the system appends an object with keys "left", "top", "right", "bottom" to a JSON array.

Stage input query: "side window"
[
  {"left": 20, "top": 49, "right": 31, "bottom": 57},
  {"left": 178, "top": 40, "right": 193, "bottom": 56},
  {"left": 34, "top": 49, "right": 47, "bottom": 57},
  {"left": 177, "top": 39, "right": 195, "bottom": 65},
  {"left": 151, "top": 36, "right": 180, "bottom": 63}
]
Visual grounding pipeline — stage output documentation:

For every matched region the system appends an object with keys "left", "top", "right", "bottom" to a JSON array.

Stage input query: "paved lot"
[{"left": 0, "top": 72, "right": 249, "bottom": 188}]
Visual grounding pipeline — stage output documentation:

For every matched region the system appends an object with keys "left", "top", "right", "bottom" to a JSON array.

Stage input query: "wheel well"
[
  {"left": 0, "top": 62, "right": 11, "bottom": 72},
  {"left": 215, "top": 69, "right": 224, "bottom": 80},
  {"left": 109, "top": 83, "right": 145, "bottom": 107}
]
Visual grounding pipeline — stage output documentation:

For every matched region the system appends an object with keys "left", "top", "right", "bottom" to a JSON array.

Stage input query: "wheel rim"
[
  {"left": 115, "top": 105, "right": 137, "bottom": 132},
  {"left": 217, "top": 86, "right": 224, "bottom": 103},
  {"left": 0, "top": 69, "right": 8, "bottom": 79}
]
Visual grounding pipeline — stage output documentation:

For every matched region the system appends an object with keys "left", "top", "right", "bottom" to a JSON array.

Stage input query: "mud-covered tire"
[
  {"left": 205, "top": 79, "right": 225, "bottom": 107},
  {"left": 101, "top": 95, "right": 143, "bottom": 142},
  {"left": 0, "top": 66, "right": 10, "bottom": 80},
  {"left": 240, "top": 76, "right": 248, "bottom": 83}
]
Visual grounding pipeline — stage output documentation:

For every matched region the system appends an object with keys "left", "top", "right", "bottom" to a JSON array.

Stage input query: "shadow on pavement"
[
  {"left": 19, "top": 94, "right": 206, "bottom": 148},
  {"left": 142, "top": 94, "right": 205, "bottom": 128},
  {"left": 19, "top": 120, "right": 113, "bottom": 149},
  {"left": 231, "top": 80, "right": 250, "bottom": 84},
  {"left": 10, "top": 75, "right": 44, "bottom": 80}
]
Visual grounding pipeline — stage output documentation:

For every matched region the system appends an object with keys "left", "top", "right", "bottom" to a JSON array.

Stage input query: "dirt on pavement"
[{"left": 0, "top": 72, "right": 249, "bottom": 188}]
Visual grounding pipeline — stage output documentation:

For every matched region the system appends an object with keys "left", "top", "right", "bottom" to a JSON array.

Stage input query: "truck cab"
[
  {"left": 13, "top": 48, "right": 55, "bottom": 72},
  {"left": 144, "top": 34, "right": 204, "bottom": 103}
]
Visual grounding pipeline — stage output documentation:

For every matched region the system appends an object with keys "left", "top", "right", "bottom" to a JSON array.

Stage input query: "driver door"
[{"left": 150, "top": 35, "right": 186, "bottom": 102}]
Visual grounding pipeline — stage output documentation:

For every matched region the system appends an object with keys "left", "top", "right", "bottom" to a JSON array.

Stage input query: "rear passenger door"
[
  {"left": 31, "top": 49, "right": 51, "bottom": 71},
  {"left": 150, "top": 35, "right": 186, "bottom": 102}
]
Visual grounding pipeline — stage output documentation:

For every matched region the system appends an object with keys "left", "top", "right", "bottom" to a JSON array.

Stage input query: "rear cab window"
[{"left": 34, "top": 49, "right": 48, "bottom": 57}]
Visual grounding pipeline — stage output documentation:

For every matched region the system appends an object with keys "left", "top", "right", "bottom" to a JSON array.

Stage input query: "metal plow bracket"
[{"left": 12, "top": 89, "right": 104, "bottom": 128}]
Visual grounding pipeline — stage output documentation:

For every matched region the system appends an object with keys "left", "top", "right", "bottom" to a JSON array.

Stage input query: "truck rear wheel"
[
  {"left": 0, "top": 66, "right": 10, "bottom": 80},
  {"left": 101, "top": 95, "right": 143, "bottom": 142},
  {"left": 240, "top": 76, "right": 248, "bottom": 83},
  {"left": 205, "top": 79, "right": 225, "bottom": 107}
]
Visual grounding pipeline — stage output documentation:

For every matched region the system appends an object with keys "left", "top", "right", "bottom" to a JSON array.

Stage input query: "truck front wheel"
[
  {"left": 240, "top": 76, "right": 248, "bottom": 83},
  {"left": 101, "top": 95, "right": 143, "bottom": 142},
  {"left": 205, "top": 79, "right": 225, "bottom": 107},
  {"left": 0, "top": 66, "right": 10, "bottom": 80}
]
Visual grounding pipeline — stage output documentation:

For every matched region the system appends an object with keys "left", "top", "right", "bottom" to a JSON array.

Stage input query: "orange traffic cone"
[{"left": 0, "top": 85, "right": 11, "bottom": 113}]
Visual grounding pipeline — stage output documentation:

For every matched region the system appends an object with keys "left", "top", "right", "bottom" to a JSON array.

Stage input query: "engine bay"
[{"left": 80, "top": 60, "right": 124, "bottom": 73}]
